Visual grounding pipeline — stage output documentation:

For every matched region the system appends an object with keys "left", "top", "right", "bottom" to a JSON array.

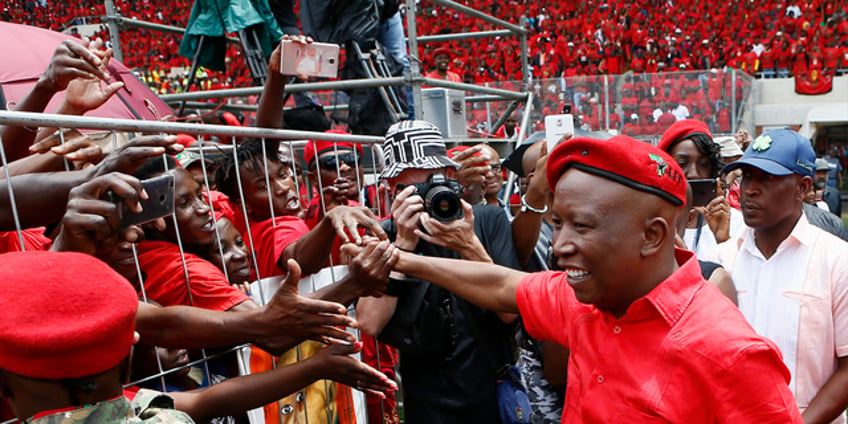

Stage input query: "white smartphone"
[
  {"left": 280, "top": 40, "right": 340, "bottom": 79},
  {"left": 545, "top": 114, "right": 574, "bottom": 152}
]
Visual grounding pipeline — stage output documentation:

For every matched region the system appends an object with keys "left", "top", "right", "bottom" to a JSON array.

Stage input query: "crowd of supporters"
[{"left": 4, "top": 0, "right": 848, "bottom": 97}]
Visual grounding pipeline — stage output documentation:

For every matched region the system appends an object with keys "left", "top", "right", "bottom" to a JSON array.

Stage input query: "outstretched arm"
[
  {"left": 254, "top": 35, "right": 312, "bottom": 129},
  {"left": 394, "top": 246, "right": 526, "bottom": 314},
  {"left": 171, "top": 342, "right": 397, "bottom": 423}
]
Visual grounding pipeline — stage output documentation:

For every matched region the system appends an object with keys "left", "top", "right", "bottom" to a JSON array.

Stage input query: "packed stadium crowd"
[
  {"left": 1, "top": 1, "right": 848, "bottom": 424},
  {"left": 4, "top": 0, "right": 848, "bottom": 96}
]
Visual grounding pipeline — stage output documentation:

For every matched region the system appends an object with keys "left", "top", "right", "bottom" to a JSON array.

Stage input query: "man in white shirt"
[{"left": 707, "top": 128, "right": 848, "bottom": 423}]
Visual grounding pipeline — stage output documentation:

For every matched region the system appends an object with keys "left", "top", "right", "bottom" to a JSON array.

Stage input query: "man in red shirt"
[
  {"left": 367, "top": 135, "right": 803, "bottom": 422},
  {"left": 424, "top": 47, "right": 461, "bottom": 83}
]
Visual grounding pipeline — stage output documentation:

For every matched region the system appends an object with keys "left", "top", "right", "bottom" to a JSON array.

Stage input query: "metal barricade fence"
[{"left": 0, "top": 111, "right": 392, "bottom": 424}]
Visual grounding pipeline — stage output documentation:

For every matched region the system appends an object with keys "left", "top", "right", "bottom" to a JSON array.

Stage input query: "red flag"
[{"left": 795, "top": 70, "right": 833, "bottom": 95}]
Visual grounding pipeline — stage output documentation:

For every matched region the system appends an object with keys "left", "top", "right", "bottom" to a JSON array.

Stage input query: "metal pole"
[
  {"left": 103, "top": 15, "right": 242, "bottom": 44},
  {"left": 427, "top": 0, "right": 527, "bottom": 35},
  {"left": 159, "top": 77, "right": 408, "bottom": 102},
  {"left": 415, "top": 30, "right": 514, "bottom": 44},
  {"left": 102, "top": 0, "right": 124, "bottom": 62},
  {"left": 0, "top": 111, "right": 384, "bottom": 143},
  {"left": 603, "top": 75, "right": 610, "bottom": 130},
  {"left": 417, "top": 77, "right": 528, "bottom": 100},
  {"left": 489, "top": 100, "right": 520, "bottom": 134},
  {"left": 406, "top": 0, "right": 423, "bottom": 121},
  {"left": 731, "top": 68, "right": 737, "bottom": 134},
  {"left": 519, "top": 17, "right": 529, "bottom": 84},
  {"left": 515, "top": 92, "right": 534, "bottom": 147}
]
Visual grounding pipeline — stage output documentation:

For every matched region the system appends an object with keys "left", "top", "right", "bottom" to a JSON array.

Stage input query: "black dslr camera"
[{"left": 402, "top": 173, "right": 464, "bottom": 223}]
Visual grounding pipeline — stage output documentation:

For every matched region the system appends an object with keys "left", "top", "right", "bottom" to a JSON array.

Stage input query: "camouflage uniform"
[
  {"left": 516, "top": 323, "right": 565, "bottom": 424},
  {"left": 25, "top": 389, "right": 195, "bottom": 424}
]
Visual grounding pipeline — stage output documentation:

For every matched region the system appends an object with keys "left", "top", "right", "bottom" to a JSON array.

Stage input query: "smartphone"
[
  {"left": 280, "top": 40, "right": 340, "bottom": 79},
  {"left": 689, "top": 179, "right": 717, "bottom": 207},
  {"left": 545, "top": 114, "right": 574, "bottom": 152},
  {"left": 109, "top": 174, "right": 175, "bottom": 228}
]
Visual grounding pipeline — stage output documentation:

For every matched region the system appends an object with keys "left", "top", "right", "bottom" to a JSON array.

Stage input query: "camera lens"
[{"left": 425, "top": 186, "right": 463, "bottom": 222}]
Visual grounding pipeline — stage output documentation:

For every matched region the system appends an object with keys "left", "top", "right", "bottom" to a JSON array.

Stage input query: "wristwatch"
[{"left": 520, "top": 194, "right": 548, "bottom": 214}]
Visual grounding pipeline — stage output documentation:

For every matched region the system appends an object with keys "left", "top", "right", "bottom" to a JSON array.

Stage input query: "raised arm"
[
  {"left": 511, "top": 142, "right": 550, "bottom": 267},
  {"left": 254, "top": 35, "right": 312, "bottom": 129}
]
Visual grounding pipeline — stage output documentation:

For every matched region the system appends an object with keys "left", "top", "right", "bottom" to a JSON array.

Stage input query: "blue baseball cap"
[{"left": 722, "top": 128, "right": 815, "bottom": 177}]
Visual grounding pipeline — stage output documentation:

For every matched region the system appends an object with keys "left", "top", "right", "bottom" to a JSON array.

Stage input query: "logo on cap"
[
  {"left": 752, "top": 135, "right": 773, "bottom": 152},
  {"left": 649, "top": 153, "right": 668, "bottom": 177}
]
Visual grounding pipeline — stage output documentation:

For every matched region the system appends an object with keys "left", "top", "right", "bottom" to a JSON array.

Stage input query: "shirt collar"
[
  {"left": 622, "top": 248, "right": 703, "bottom": 327},
  {"left": 740, "top": 211, "right": 813, "bottom": 258}
]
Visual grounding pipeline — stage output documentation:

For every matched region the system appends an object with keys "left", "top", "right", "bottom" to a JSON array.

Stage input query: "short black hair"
[
  {"left": 133, "top": 155, "right": 177, "bottom": 181},
  {"left": 214, "top": 138, "right": 281, "bottom": 202}
]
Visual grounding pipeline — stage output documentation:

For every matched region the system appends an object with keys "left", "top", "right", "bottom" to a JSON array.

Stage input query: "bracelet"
[
  {"left": 395, "top": 245, "right": 416, "bottom": 253},
  {"left": 520, "top": 194, "right": 548, "bottom": 214}
]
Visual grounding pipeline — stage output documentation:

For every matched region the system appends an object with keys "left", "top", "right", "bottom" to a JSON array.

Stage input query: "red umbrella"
[{"left": 0, "top": 21, "right": 174, "bottom": 121}]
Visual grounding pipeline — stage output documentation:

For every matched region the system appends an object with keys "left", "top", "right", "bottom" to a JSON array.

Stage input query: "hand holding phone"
[
  {"left": 108, "top": 174, "right": 175, "bottom": 228},
  {"left": 688, "top": 179, "right": 718, "bottom": 208},
  {"left": 280, "top": 39, "right": 340, "bottom": 79},
  {"left": 545, "top": 114, "right": 574, "bottom": 152}
]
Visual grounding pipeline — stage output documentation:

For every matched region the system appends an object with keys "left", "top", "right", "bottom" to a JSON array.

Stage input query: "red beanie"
[
  {"left": 303, "top": 130, "right": 364, "bottom": 166},
  {"left": 546, "top": 135, "right": 686, "bottom": 207},
  {"left": 657, "top": 119, "right": 713, "bottom": 152},
  {"left": 0, "top": 251, "right": 138, "bottom": 379}
]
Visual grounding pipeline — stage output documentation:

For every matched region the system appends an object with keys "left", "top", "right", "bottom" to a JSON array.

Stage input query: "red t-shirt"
[
  {"left": 0, "top": 228, "right": 52, "bottom": 253},
  {"left": 248, "top": 216, "right": 310, "bottom": 279},
  {"left": 516, "top": 249, "right": 802, "bottom": 423},
  {"left": 136, "top": 241, "right": 248, "bottom": 311}
]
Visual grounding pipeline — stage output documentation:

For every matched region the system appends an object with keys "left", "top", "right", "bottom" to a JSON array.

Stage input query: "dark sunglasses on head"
[{"left": 317, "top": 152, "right": 359, "bottom": 170}]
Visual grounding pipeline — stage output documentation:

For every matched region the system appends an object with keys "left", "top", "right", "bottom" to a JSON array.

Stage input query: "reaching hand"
[
  {"left": 323, "top": 205, "right": 387, "bottom": 245},
  {"left": 51, "top": 172, "right": 146, "bottom": 257},
  {"left": 254, "top": 258, "right": 359, "bottom": 354},
  {"left": 341, "top": 237, "right": 398, "bottom": 298},
  {"left": 90, "top": 135, "right": 184, "bottom": 177},
  {"left": 62, "top": 45, "right": 124, "bottom": 115},
  {"left": 313, "top": 342, "right": 398, "bottom": 398},
  {"left": 28, "top": 131, "right": 104, "bottom": 168},
  {"left": 38, "top": 37, "right": 109, "bottom": 94}
]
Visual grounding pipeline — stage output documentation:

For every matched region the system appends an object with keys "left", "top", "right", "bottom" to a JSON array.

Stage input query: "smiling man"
[
  {"left": 371, "top": 135, "right": 803, "bottom": 422},
  {"left": 708, "top": 128, "right": 848, "bottom": 423}
]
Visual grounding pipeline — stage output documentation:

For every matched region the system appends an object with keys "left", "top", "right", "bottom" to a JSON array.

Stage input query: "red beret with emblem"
[
  {"left": 546, "top": 135, "right": 686, "bottom": 207},
  {"left": 0, "top": 251, "right": 139, "bottom": 379},
  {"left": 303, "top": 129, "right": 364, "bottom": 166},
  {"left": 657, "top": 119, "right": 713, "bottom": 152}
]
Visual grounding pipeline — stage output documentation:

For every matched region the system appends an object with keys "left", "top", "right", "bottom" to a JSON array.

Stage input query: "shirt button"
[
  {"left": 597, "top": 374, "right": 605, "bottom": 384},
  {"left": 613, "top": 326, "right": 622, "bottom": 334}
]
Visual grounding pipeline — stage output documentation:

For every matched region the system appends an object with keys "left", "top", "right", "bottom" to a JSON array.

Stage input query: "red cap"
[
  {"left": 433, "top": 47, "right": 453, "bottom": 58},
  {"left": 546, "top": 136, "right": 686, "bottom": 207},
  {"left": 0, "top": 251, "right": 138, "bottom": 379},
  {"left": 657, "top": 119, "right": 713, "bottom": 152},
  {"left": 303, "top": 130, "right": 364, "bottom": 166},
  {"left": 221, "top": 112, "right": 242, "bottom": 127}
]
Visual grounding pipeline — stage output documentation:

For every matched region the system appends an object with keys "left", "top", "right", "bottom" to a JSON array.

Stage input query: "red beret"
[
  {"left": 657, "top": 119, "right": 713, "bottom": 152},
  {"left": 0, "top": 251, "right": 138, "bottom": 379},
  {"left": 546, "top": 136, "right": 686, "bottom": 206},
  {"left": 433, "top": 47, "right": 453, "bottom": 58},
  {"left": 303, "top": 129, "right": 364, "bottom": 166}
]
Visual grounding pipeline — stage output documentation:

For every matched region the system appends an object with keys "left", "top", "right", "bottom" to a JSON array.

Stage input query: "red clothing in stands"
[
  {"left": 516, "top": 249, "right": 802, "bottom": 423},
  {"left": 248, "top": 216, "right": 310, "bottom": 279},
  {"left": 0, "top": 228, "right": 51, "bottom": 253},
  {"left": 136, "top": 241, "right": 248, "bottom": 311},
  {"left": 424, "top": 70, "right": 462, "bottom": 83}
]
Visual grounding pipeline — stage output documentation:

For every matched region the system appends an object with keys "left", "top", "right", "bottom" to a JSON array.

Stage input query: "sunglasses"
[{"left": 317, "top": 152, "right": 359, "bottom": 170}]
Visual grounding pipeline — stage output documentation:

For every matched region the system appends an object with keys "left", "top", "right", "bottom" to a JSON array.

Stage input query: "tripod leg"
[{"left": 178, "top": 35, "right": 206, "bottom": 116}]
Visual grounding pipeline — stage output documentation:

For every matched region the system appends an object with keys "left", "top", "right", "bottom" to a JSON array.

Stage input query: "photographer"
[{"left": 356, "top": 120, "right": 521, "bottom": 423}]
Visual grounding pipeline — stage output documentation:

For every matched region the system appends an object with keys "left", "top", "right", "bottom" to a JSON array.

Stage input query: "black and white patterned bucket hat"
[{"left": 379, "top": 120, "right": 460, "bottom": 180}]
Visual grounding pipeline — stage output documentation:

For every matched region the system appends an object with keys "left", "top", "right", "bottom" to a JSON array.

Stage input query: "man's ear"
[
  {"left": 797, "top": 176, "right": 813, "bottom": 201},
  {"left": 641, "top": 216, "right": 670, "bottom": 257}
]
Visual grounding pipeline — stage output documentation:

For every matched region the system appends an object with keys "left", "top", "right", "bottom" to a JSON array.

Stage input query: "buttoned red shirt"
[{"left": 516, "top": 248, "right": 803, "bottom": 423}]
